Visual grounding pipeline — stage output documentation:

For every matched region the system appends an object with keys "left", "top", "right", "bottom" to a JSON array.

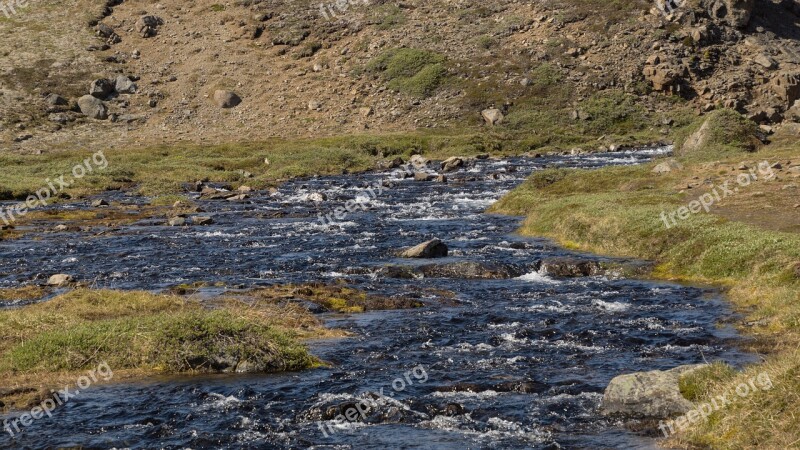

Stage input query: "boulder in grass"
[
  {"left": 77, "top": 95, "right": 108, "bottom": 120},
  {"left": 652, "top": 159, "right": 684, "bottom": 175},
  {"left": 399, "top": 239, "right": 448, "bottom": 258},
  {"left": 47, "top": 274, "right": 74, "bottom": 286},
  {"left": 601, "top": 365, "right": 707, "bottom": 419},
  {"left": 481, "top": 108, "right": 504, "bottom": 126}
]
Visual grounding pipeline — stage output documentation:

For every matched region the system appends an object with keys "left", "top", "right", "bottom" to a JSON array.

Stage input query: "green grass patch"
[
  {"left": 366, "top": 48, "right": 448, "bottom": 98},
  {"left": 0, "top": 290, "right": 318, "bottom": 374}
]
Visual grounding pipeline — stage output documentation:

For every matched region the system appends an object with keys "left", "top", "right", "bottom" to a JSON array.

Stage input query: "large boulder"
[
  {"left": 643, "top": 55, "right": 685, "bottom": 93},
  {"left": 214, "top": 90, "right": 241, "bottom": 108},
  {"left": 419, "top": 261, "right": 526, "bottom": 279},
  {"left": 771, "top": 72, "right": 800, "bottom": 108},
  {"left": 700, "top": 0, "right": 754, "bottom": 28},
  {"left": 481, "top": 108, "right": 504, "bottom": 126},
  {"left": 47, "top": 274, "right": 74, "bottom": 286},
  {"left": 409, "top": 154, "right": 430, "bottom": 169},
  {"left": 539, "top": 257, "right": 603, "bottom": 277},
  {"left": 77, "top": 95, "right": 108, "bottom": 120},
  {"left": 89, "top": 79, "right": 114, "bottom": 99},
  {"left": 115, "top": 75, "right": 137, "bottom": 94},
  {"left": 135, "top": 15, "right": 163, "bottom": 38},
  {"left": 399, "top": 239, "right": 448, "bottom": 258},
  {"left": 681, "top": 118, "right": 713, "bottom": 153},
  {"left": 441, "top": 157, "right": 464, "bottom": 173},
  {"left": 601, "top": 365, "right": 707, "bottom": 419}
]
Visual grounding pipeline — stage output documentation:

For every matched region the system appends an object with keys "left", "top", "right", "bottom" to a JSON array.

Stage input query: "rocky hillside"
[{"left": 2, "top": 0, "right": 800, "bottom": 153}]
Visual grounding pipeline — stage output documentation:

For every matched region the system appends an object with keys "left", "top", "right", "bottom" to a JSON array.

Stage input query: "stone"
[
  {"left": 214, "top": 90, "right": 241, "bottom": 108},
  {"left": 399, "top": 239, "right": 448, "bottom": 258},
  {"left": 359, "top": 106, "right": 373, "bottom": 117},
  {"left": 701, "top": 0, "right": 754, "bottom": 28},
  {"left": 168, "top": 217, "right": 186, "bottom": 227},
  {"left": 419, "top": 261, "right": 526, "bottom": 279},
  {"left": 434, "top": 174, "right": 448, "bottom": 183},
  {"left": 191, "top": 216, "right": 214, "bottom": 225},
  {"left": 45, "top": 94, "right": 68, "bottom": 106},
  {"left": 89, "top": 79, "right": 114, "bottom": 98},
  {"left": 771, "top": 72, "right": 800, "bottom": 107},
  {"left": 754, "top": 54, "right": 777, "bottom": 70},
  {"left": 652, "top": 159, "right": 684, "bottom": 174},
  {"left": 307, "top": 192, "right": 327, "bottom": 202},
  {"left": 481, "top": 108, "right": 504, "bottom": 126},
  {"left": 441, "top": 157, "right": 464, "bottom": 173},
  {"left": 410, "top": 154, "right": 430, "bottom": 169},
  {"left": 600, "top": 365, "right": 707, "bottom": 419},
  {"left": 77, "top": 95, "right": 108, "bottom": 120},
  {"left": 539, "top": 257, "right": 602, "bottom": 277},
  {"left": 308, "top": 100, "right": 321, "bottom": 111},
  {"left": 135, "top": 15, "right": 163, "bottom": 38},
  {"left": 91, "top": 199, "right": 109, "bottom": 207},
  {"left": 47, "top": 274, "right": 74, "bottom": 286},
  {"left": 227, "top": 194, "right": 249, "bottom": 202},
  {"left": 414, "top": 172, "right": 433, "bottom": 181},
  {"left": 115, "top": 75, "right": 137, "bottom": 94}
]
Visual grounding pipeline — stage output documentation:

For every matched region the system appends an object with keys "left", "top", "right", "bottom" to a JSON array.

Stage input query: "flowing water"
[{"left": 0, "top": 148, "right": 753, "bottom": 449}]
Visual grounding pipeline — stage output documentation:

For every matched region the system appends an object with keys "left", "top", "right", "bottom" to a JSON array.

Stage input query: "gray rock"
[
  {"left": 191, "top": 216, "right": 214, "bottom": 225},
  {"left": 539, "top": 257, "right": 602, "bottom": 277},
  {"left": 115, "top": 75, "right": 137, "bottom": 94},
  {"left": 135, "top": 15, "right": 163, "bottom": 38},
  {"left": 307, "top": 192, "right": 327, "bottom": 202},
  {"left": 414, "top": 172, "right": 433, "bottom": 181},
  {"left": 89, "top": 79, "right": 114, "bottom": 98},
  {"left": 45, "top": 94, "right": 68, "bottom": 106},
  {"left": 77, "top": 95, "right": 108, "bottom": 120},
  {"left": 652, "top": 159, "right": 684, "bottom": 174},
  {"left": 409, "top": 154, "right": 429, "bottom": 169},
  {"left": 168, "top": 217, "right": 186, "bottom": 227},
  {"left": 419, "top": 261, "right": 526, "bottom": 279},
  {"left": 754, "top": 54, "right": 777, "bottom": 70},
  {"left": 481, "top": 108, "right": 504, "bottom": 126},
  {"left": 91, "top": 199, "right": 109, "bottom": 207},
  {"left": 601, "top": 365, "right": 707, "bottom": 419},
  {"left": 701, "top": 0, "right": 754, "bottom": 28},
  {"left": 214, "top": 90, "right": 241, "bottom": 108},
  {"left": 399, "top": 239, "right": 448, "bottom": 258},
  {"left": 441, "top": 157, "right": 464, "bottom": 173},
  {"left": 47, "top": 274, "right": 74, "bottom": 286}
]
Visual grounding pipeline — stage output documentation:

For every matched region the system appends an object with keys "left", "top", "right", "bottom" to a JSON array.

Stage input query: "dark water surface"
[{"left": 1, "top": 149, "right": 753, "bottom": 449}]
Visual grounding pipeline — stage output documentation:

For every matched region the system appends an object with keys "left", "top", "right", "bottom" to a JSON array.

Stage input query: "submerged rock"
[
  {"left": 600, "top": 364, "right": 707, "bottom": 419},
  {"left": 419, "top": 261, "right": 526, "bottom": 279},
  {"left": 381, "top": 261, "right": 526, "bottom": 279},
  {"left": 399, "top": 239, "right": 448, "bottom": 258},
  {"left": 539, "top": 257, "right": 602, "bottom": 277}
]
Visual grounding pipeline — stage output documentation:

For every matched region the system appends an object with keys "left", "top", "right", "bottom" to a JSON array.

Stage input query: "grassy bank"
[
  {"left": 0, "top": 85, "right": 679, "bottom": 203},
  {"left": 0, "top": 283, "right": 427, "bottom": 412},
  {"left": 491, "top": 110, "right": 800, "bottom": 448}
]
